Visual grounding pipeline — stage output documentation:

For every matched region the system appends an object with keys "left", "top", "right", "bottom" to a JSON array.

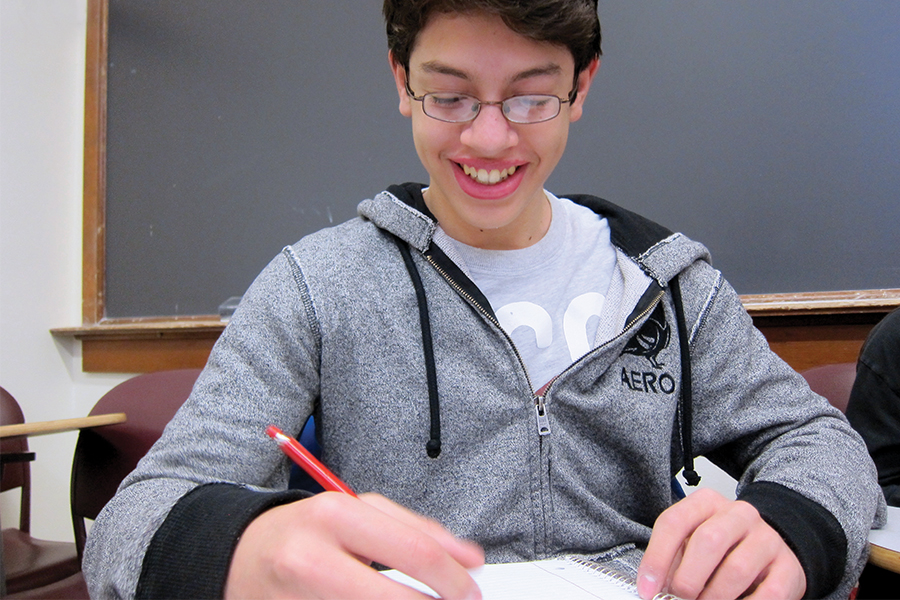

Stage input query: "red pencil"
[{"left": 266, "top": 425, "right": 357, "bottom": 497}]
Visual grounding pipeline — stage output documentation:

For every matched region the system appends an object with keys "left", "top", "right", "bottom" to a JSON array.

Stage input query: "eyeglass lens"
[{"left": 422, "top": 93, "right": 561, "bottom": 124}]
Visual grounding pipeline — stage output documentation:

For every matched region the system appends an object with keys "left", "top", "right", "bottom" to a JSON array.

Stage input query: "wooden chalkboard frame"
[{"left": 54, "top": 0, "right": 899, "bottom": 373}]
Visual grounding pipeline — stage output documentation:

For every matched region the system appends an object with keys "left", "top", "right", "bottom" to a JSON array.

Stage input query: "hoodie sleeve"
[
  {"left": 674, "top": 261, "right": 886, "bottom": 599},
  {"left": 82, "top": 247, "right": 325, "bottom": 599}
]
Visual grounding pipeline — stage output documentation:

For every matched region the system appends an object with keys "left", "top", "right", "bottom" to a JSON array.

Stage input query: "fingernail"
[{"left": 637, "top": 574, "right": 657, "bottom": 600}]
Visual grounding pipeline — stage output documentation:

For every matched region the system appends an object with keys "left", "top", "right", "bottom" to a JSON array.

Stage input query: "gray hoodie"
[{"left": 84, "top": 183, "right": 885, "bottom": 599}]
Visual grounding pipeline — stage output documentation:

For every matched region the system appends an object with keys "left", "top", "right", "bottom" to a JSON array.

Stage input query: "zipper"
[
  {"left": 425, "top": 254, "right": 552, "bottom": 437},
  {"left": 425, "top": 254, "right": 535, "bottom": 388},
  {"left": 621, "top": 288, "right": 667, "bottom": 334},
  {"left": 534, "top": 395, "right": 551, "bottom": 436},
  {"left": 536, "top": 287, "right": 667, "bottom": 401},
  {"left": 425, "top": 242, "right": 667, "bottom": 558}
]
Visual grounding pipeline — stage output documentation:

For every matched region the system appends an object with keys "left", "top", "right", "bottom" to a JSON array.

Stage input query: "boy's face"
[{"left": 391, "top": 12, "right": 598, "bottom": 250}]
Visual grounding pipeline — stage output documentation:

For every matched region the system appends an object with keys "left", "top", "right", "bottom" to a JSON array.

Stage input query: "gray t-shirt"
[{"left": 435, "top": 192, "right": 617, "bottom": 388}]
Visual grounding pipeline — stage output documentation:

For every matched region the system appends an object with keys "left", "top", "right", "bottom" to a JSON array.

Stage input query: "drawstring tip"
[
  {"left": 683, "top": 469, "right": 701, "bottom": 487},
  {"left": 426, "top": 439, "right": 441, "bottom": 458}
]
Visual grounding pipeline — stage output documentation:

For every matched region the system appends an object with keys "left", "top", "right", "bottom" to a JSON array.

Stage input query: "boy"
[{"left": 84, "top": 2, "right": 884, "bottom": 599}]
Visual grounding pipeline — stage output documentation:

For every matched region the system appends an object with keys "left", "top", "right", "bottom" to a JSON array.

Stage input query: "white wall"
[{"left": 1, "top": 0, "right": 129, "bottom": 542}]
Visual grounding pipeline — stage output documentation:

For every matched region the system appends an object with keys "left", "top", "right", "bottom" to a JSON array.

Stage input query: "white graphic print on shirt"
[{"left": 436, "top": 192, "right": 617, "bottom": 388}]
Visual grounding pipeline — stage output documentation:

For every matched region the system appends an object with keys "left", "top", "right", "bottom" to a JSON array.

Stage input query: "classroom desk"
[
  {"left": 0, "top": 412, "right": 126, "bottom": 439},
  {"left": 1, "top": 412, "right": 126, "bottom": 596},
  {"left": 869, "top": 505, "right": 900, "bottom": 575}
]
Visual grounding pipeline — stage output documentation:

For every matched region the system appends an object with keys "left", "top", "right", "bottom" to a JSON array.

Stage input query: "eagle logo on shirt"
[{"left": 622, "top": 304, "right": 670, "bottom": 369}]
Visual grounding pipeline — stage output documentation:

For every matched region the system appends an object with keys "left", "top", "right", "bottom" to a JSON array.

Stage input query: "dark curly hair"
[{"left": 384, "top": 0, "right": 601, "bottom": 79}]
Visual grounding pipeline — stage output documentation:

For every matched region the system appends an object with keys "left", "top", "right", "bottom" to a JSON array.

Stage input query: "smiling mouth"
[{"left": 460, "top": 163, "right": 518, "bottom": 185}]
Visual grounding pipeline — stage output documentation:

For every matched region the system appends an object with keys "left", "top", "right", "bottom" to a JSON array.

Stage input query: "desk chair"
[
  {"left": 800, "top": 362, "right": 857, "bottom": 414},
  {"left": 69, "top": 369, "right": 202, "bottom": 562},
  {"left": 1, "top": 387, "right": 83, "bottom": 598},
  {"left": 287, "top": 416, "right": 324, "bottom": 493}
]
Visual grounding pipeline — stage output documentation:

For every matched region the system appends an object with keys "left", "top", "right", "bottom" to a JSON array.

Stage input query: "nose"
[{"left": 459, "top": 103, "right": 518, "bottom": 155}]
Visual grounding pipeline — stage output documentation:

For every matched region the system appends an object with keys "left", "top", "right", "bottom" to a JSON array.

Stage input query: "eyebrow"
[{"left": 418, "top": 60, "right": 563, "bottom": 84}]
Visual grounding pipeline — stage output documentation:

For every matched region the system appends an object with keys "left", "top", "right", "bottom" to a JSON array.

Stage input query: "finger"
[
  {"left": 668, "top": 500, "right": 761, "bottom": 598},
  {"left": 360, "top": 493, "right": 485, "bottom": 568},
  {"left": 298, "top": 549, "right": 456, "bottom": 600},
  {"left": 694, "top": 516, "right": 785, "bottom": 600},
  {"left": 638, "top": 489, "right": 728, "bottom": 599},
  {"left": 662, "top": 540, "right": 685, "bottom": 594},
  {"left": 320, "top": 493, "right": 481, "bottom": 600},
  {"left": 740, "top": 543, "right": 806, "bottom": 600},
  {"left": 693, "top": 540, "right": 771, "bottom": 599},
  {"left": 228, "top": 493, "right": 479, "bottom": 600}
]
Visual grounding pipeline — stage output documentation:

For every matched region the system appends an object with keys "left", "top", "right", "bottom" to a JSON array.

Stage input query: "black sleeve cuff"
[
  {"left": 738, "top": 481, "right": 847, "bottom": 599},
  {"left": 136, "top": 482, "right": 310, "bottom": 599}
]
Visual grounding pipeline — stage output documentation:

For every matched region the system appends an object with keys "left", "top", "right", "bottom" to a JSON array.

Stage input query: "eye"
[
  {"left": 520, "top": 96, "right": 552, "bottom": 108},
  {"left": 427, "top": 93, "right": 469, "bottom": 107}
]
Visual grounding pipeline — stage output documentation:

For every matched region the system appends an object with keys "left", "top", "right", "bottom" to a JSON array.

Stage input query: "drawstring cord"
[
  {"left": 393, "top": 236, "right": 442, "bottom": 458},
  {"left": 670, "top": 276, "right": 701, "bottom": 486}
]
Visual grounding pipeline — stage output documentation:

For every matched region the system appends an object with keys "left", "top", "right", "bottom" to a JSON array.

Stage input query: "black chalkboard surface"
[{"left": 104, "top": 1, "right": 899, "bottom": 318}]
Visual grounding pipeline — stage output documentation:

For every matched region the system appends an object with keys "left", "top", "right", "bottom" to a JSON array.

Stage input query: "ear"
[
  {"left": 568, "top": 57, "right": 600, "bottom": 123},
  {"left": 389, "top": 51, "right": 413, "bottom": 118}
]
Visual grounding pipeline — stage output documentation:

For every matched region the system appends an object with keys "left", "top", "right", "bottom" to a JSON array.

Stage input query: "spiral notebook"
[{"left": 383, "top": 555, "right": 680, "bottom": 600}]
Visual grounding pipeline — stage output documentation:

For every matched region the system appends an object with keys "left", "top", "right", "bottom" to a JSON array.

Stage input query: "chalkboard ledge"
[
  {"left": 52, "top": 315, "right": 224, "bottom": 373},
  {"left": 52, "top": 289, "right": 900, "bottom": 374},
  {"left": 741, "top": 288, "right": 900, "bottom": 317}
]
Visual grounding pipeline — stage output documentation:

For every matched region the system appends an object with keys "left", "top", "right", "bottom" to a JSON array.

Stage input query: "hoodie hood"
[{"left": 359, "top": 182, "right": 711, "bottom": 289}]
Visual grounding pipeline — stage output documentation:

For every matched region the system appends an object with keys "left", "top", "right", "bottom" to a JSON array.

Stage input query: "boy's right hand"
[{"left": 225, "top": 492, "right": 484, "bottom": 599}]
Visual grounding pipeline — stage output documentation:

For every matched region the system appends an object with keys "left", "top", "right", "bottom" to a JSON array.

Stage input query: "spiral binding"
[{"left": 565, "top": 556, "right": 680, "bottom": 600}]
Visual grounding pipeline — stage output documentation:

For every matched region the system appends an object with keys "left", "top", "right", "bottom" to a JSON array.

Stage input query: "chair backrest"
[
  {"left": 800, "top": 362, "right": 857, "bottom": 413},
  {"left": 1, "top": 386, "right": 32, "bottom": 531},
  {"left": 70, "top": 368, "right": 202, "bottom": 560}
]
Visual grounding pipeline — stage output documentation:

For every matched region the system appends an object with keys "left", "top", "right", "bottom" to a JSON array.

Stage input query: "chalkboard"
[{"left": 104, "top": 0, "right": 899, "bottom": 318}]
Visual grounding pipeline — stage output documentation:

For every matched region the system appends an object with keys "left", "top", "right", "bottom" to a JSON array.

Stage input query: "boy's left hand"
[{"left": 636, "top": 488, "right": 806, "bottom": 600}]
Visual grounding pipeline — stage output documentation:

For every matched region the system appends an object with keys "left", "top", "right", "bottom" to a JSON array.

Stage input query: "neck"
[{"left": 424, "top": 189, "right": 552, "bottom": 250}]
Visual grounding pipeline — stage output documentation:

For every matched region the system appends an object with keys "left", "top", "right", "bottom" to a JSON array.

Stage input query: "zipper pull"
[{"left": 534, "top": 395, "right": 551, "bottom": 436}]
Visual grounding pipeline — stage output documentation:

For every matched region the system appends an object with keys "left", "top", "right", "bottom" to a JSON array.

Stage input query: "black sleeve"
[
  {"left": 738, "top": 481, "right": 847, "bottom": 600},
  {"left": 136, "top": 483, "right": 311, "bottom": 599},
  {"left": 845, "top": 309, "right": 900, "bottom": 507}
]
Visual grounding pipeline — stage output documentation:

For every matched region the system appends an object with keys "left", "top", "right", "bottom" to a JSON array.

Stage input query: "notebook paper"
[{"left": 383, "top": 556, "right": 679, "bottom": 600}]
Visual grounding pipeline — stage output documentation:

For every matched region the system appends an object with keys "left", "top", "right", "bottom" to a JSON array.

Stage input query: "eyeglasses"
[{"left": 405, "top": 81, "right": 575, "bottom": 124}]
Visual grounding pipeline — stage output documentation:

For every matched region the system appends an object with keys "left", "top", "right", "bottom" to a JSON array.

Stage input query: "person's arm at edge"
[{"left": 846, "top": 308, "right": 900, "bottom": 508}]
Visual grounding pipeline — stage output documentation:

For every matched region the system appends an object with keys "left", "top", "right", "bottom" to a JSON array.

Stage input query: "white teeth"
[{"left": 462, "top": 164, "right": 517, "bottom": 185}]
